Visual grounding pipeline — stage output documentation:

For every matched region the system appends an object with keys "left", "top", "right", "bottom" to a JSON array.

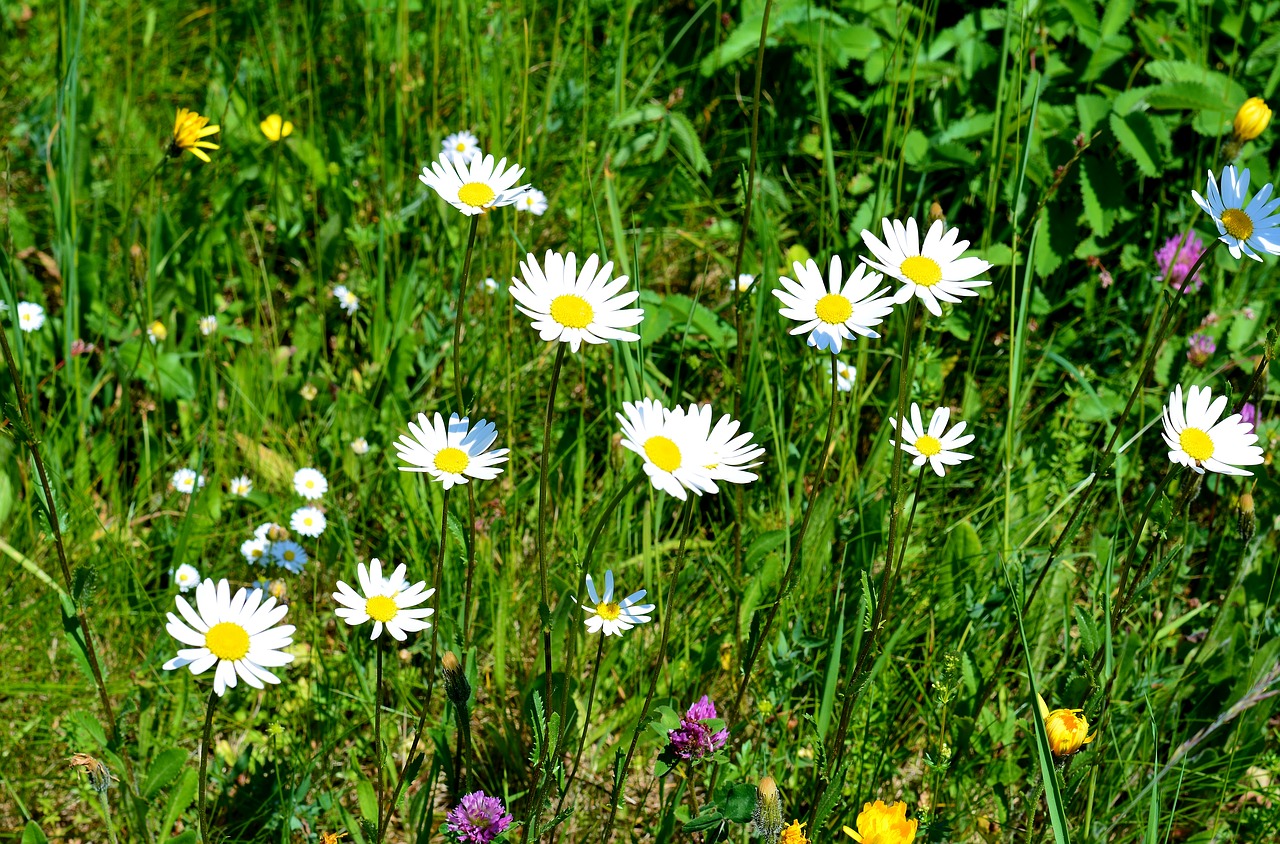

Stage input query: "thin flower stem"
[
  {"left": 536, "top": 342, "right": 569, "bottom": 717},
  {"left": 198, "top": 688, "right": 218, "bottom": 844},
  {"left": 373, "top": 640, "right": 384, "bottom": 844},
  {"left": 463, "top": 485, "right": 478, "bottom": 648},
  {"left": 883, "top": 468, "right": 928, "bottom": 629},
  {"left": 730, "top": 347, "right": 842, "bottom": 720},
  {"left": 601, "top": 499, "right": 697, "bottom": 844},
  {"left": 97, "top": 785, "right": 120, "bottom": 844},
  {"left": 379, "top": 488, "right": 450, "bottom": 839},
  {"left": 549, "top": 633, "right": 606, "bottom": 840},
  {"left": 451, "top": 215, "right": 481, "bottom": 413}
]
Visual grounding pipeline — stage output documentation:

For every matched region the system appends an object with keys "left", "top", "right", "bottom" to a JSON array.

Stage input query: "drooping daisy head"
[
  {"left": 169, "top": 108, "right": 220, "bottom": 163},
  {"left": 228, "top": 475, "right": 253, "bottom": 497},
  {"left": 333, "top": 557, "right": 435, "bottom": 641},
  {"left": 888, "top": 404, "right": 975, "bottom": 477},
  {"left": 617, "top": 398, "right": 717, "bottom": 500},
  {"left": 1161, "top": 384, "right": 1264, "bottom": 476},
  {"left": 171, "top": 563, "right": 200, "bottom": 592},
  {"left": 842, "top": 800, "right": 918, "bottom": 844},
  {"left": 1191, "top": 165, "right": 1280, "bottom": 261},
  {"left": 259, "top": 114, "right": 294, "bottom": 143},
  {"left": 171, "top": 468, "right": 206, "bottom": 495},
  {"left": 860, "top": 218, "right": 992, "bottom": 317},
  {"left": 509, "top": 251, "right": 644, "bottom": 352},
  {"left": 293, "top": 467, "right": 328, "bottom": 500},
  {"left": 773, "top": 255, "right": 896, "bottom": 353},
  {"left": 163, "top": 578, "right": 295, "bottom": 696},
  {"left": 290, "top": 506, "right": 327, "bottom": 538},
  {"left": 580, "top": 570, "right": 655, "bottom": 637},
  {"left": 516, "top": 187, "right": 548, "bottom": 215},
  {"left": 832, "top": 358, "right": 856, "bottom": 393},
  {"left": 271, "top": 540, "right": 309, "bottom": 573},
  {"left": 442, "top": 130, "right": 480, "bottom": 165},
  {"left": 394, "top": 413, "right": 510, "bottom": 489},
  {"left": 681, "top": 404, "right": 765, "bottom": 487},
  {"left": 17, "top": 302, "right": 45, "bottom": 332},
  {"left": 418, "top": 152, "right": 529, "bottom": 216}
]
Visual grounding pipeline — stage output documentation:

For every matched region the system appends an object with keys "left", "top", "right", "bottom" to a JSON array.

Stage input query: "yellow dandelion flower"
[
  {"left": 781, "top": 820, "right": 809, "bottom": 844},
  {"left": 843, "top": 800, "right": 918, "bottom": 844},
  {"left": 1233, "top": 97, "right": 1272, "bottom": 142},
  {"left": 170, "top": 108, "right": 220, "bottom": 163},
  {"left": 1036, "top": 693, "right": 1096, "bottom": 757},
  {"left": 260, "top": 114, "right": 294, "bottom": 142}
]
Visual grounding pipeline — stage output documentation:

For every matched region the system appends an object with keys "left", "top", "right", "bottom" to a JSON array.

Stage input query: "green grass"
[{"left": 2, "top": 0, "right": 1280, "bottom": 842}]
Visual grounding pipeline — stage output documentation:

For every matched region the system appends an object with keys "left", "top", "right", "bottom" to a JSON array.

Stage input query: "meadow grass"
[{"left": 2, "top": 0, "right": 1279, "bottom": 842}]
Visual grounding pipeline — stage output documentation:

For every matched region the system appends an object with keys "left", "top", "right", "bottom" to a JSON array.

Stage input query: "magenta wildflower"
[
  {"left": 667, "top": 695, "right": 728, "bottom": 761},
  {"left": 1241, "top": 402, "right": 1258, "bottom": 433},
  {"left": 444, "top": 791, "right": 513, "bottom": 844},
  {"left": 1156, "top": 231, "right": 1207, "bottom": 293},
  {"left": 1186, "top": 333, "right": 1216, "bottom": 367}
]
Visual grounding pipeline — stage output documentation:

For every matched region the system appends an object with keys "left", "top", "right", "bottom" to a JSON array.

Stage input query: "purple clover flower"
[
  {"left": 1241, "top": 402, "right": 1257, "bottom": 433},
  {"left": 1156, "top": 232, "right": 1207, "bottom": 293},
  {"left": 667, "top": 695, "right": 728, "bottom": 761},
  {"left": 1186, "top": 333, "right": 1216, "bottom": 367},
  {"left": 444, "top": 791, "right": 513, "bottom": 844}
]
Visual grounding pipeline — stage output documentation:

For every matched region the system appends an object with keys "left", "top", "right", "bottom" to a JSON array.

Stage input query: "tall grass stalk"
[
  {"left": 536, "top": 342, "right": 569, "bottom": 713},
  {"left": 198, "top": 688, "right": 219, "bottom": 844},
  {"left": 373, "top": 640, "right": 385, "bottom": 844}
]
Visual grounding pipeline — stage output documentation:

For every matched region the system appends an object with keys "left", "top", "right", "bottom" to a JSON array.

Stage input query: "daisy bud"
[
  {"left": 753, "top": 776, "right": 785, "bottom": 843},
  {"left": 1238, "top": 491, "right": 1256, "bottom": 543},
  {"left": 443, "top": 651, "right": 471, "bottom": 706},
  {"left": 1233, "top": 97, "right": 1272, "bottom": 142},
  {"left": 1036, "top": 693, "right": 1095, "bottom": 757},
  {"left": 267, "top": 524, "right": 290, "bottom": 542},
  {"left": 69, "top": 753, "right": 113, "bottom": 794},
  {"left": 927, "top": 200, "right": 944, "bottom": 225}
]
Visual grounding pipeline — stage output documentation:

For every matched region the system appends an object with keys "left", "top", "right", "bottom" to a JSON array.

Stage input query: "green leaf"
[
  {"left": 1078, "top": 156, "right": 1121, "bottom": 237},
  {"left": 1099, "top": 0, "right": 1134, "bottom": 38},
  {"left": 723, "top": 783, "right": 757, "bottom": 823},
  {"left": 1144, "top": 81, "right": 1232, "bottom": 113},
  {"left": 143, "top": 748, "right": 190, "bottom": 799},
  {"left": 157, "top": 768, "right": 197, "bottom": 844},
  {"left": 1076, "top": 94, "right": 1111, "bottom": 135},
  {"left": 356, "top": 777, "right": 378, "bottom": 826},
  {"left": 1228, "top": 304, "right": 1261, "bottom": 352},
  {"left": 1109, "top": 111, "right": 1161, "bottom": 177},
  {"left": 682, "top": 811, "right": 725, "bottom": 832},
  {"left": 1073, "top": 606, "right": 1101, "bottom": 657},
  {"left": 21, "top": 822, "right": 48, "bottom": 844},
  {"left": 666, "top": 111, "right": 710, "bottom": 175}
]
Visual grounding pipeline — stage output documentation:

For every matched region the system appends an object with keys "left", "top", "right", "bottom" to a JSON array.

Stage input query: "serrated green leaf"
[
  {"left": 1076, "top": 94, "right": 1111, "bottom": 135},
  {"left": 1109, "top": 112, "right": 1161, "bottom": 177},
  {"left": 1078, "top": 156, "right": 1120, "bottom": 237},
  {"left": 723, "top": 783, "right": 757, "bottom": 823},
  {"left": 144, "top": 748, "right": 190, "bottom": 799},
  {"left": 1074, "top": 606, "right": 1101, "bottom": 657},
  {"left": 1144, "top": 81, "right": 1232, "bottom": 112},
  {"left": 157, "top": 768, "right": 197, "bottom": 844},
  {"left": 666, "top": 111, "right": 709, "bottom": 175}
]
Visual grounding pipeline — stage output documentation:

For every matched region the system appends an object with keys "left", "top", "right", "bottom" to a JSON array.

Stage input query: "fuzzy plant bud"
[
  {"left": 442, "top": 651, "right": 470, "bottom": 707},
  {"left": 1238, "top": 492, "right": 1257, "bottom": 543},
  {"left": 69, "top": 753, "right": 112, "bottom": 794},
  {"left": 1234, "top": 97, "right": 1272, "bottom": 142},
  {"left": 752, "top": 776, "right": 785, "bottom": 843}
]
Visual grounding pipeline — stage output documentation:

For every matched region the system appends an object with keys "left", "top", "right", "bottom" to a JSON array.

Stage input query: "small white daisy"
[
  {"left": 333, "top": 557, "right": 436, "bottom": 641},
  {"left": 1191, "top": 165, "right": 1280, "bottom": 261},
  {"left": 730, "top": 273, "right": 755, "bottom": 293},
  {"left": 254, "top": 522, "right": 284, "bottom": 542},
  {"left": 682, "top": 404, "right": 766, "bottom": 486},
  {"left": 290, "top": 506, "right": 327, "bottom": 538},
  {"left": 162, "top": 578, "right": 296, "bottom": 697},
  {"left": 483, "top": 277, "right": 500, "bottom": 294},
  {"left": 171, "top": 563, "right": 201, "bottom": 592},
  {"left": 351, "top": 437, "right": 370, "bottom": 455},
  {"left": 199, "top": 315, "right": 218, "bottom": 336},
  {"left": 580, "top": 570, "right": 655, "bottom": 637},
  {"left": 271, "top": 540, "right": 310, "bottom": 573},
  {"left": 509, "top": 251, "right": 644, "bottom": 352},
  {"left": 333, "top": 285, "right": 360, "bottom": 316},
  {"left": 419, "top": 152, "right": 529, "bottom": 216},
  {"left": 293, "top": 468, "right": 328, "bottom": 500},
  {"left": 860, "top": 218, "right": 992, "bottom": 317},
  {"left": 394, "top": 412, "right": 510, "bottom": 489},
  {"left": 228, "top": 475, "right": 253, "bottom": 497},
  {"left": 241, "top": 538, "right": 270, "bottom": 566},
  {"left": 442, "top": 130, "right": 480, "bottom": 165},
  {"left": 773, "top": 255, "right": 896, "bottom": 352},
  {"left": 147, "top": 320, "right": 168, "bottom": 344},
  {"left": 171, "top": 468, "right": 206, "bottom": 495},
  {"left": 832, "top": 358, "right": 856, "bottom": 393},
  {"left": 252, "top": 579, "right": 287, "bottom": 600},
  {"left": 617, "top": 398, "right": 718, "bottom": 500},
  {"left": 1161, "top": 384, "right": 1264, "bottom": 476},
  {"left": 889, "top": 403, "right": 976, "bottom": 477},
  {"left": 17, "top": 302, "right": 45, "bottom": 332},
  {"left": 516, "top": 187, "right": 548, "bottom": 215}
]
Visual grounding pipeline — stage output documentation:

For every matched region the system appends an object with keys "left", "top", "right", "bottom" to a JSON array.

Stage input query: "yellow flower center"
[
  {"left": 455, "top": 142, "right": 467, "bottom": 151},
  {"left": 457, "top": 182, "right": 496, "bottom": 208},
  {"left": 643, "top": 436, "right": 682, "bottom": 473},
  {"left": 250, "top": 548, "right": 264, "bottom": 559},
  {"left": 305, "top": 480, "right": 315, "bottom": 489},
  {"left": 814, "top": 293, "right": 853, "bottom": 325},
  {"left": 914, "top": 434, "right": 942, "bottom": 457},
  {"left": 434, "top": 447, "right": 470, "bottom": 474},
  {"left": 550, "top": 294, "right": 595, "bottom": 329},
  {"left": 901, "top": 255, "right": 943, "bottom": 287},
  {"left": 1221, "top": 208, "right": 1253, "bottom": 240},
  {"left": 1179, "top": 427, "right": 1215, "bottom": 462},
  {"left": 596, "top": 601, "right": 622, "bottom": 621},
  {"left": 302, "top": 517, "right": 313, "bottom": 527},
  {"left": 365, "top": 595, "right": 399, "bottom": 623},
  {"left": 282, "top": 550, "right": 296, "bottom": 562},
  {"left": 205, "top": 622, "right": 250, "bottom": 661}
]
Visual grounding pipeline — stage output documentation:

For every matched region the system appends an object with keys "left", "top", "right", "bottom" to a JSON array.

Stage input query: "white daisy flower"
[
  {"left": 199, "top": 315, "right": 218, "bottom": 336},
  {"left": 730, "top": 273, "right": 755, "bottom": 293},
  {"left": 290, "top": 506, "right": 327, "bottom": 538},
  {"left": 617, "top": 398, "right": 717, "bottom": 500},
  {"left": 252, "top": 579, "right": 287, "bottom": 600},
  {"left": 332, "top": 557, "right": 435, "bottom": 641},
  {"left": 418, "top": 152, "right": 529, "bottom": 216},
  {"left": 1191, "top": 165, "right": 1280, "bottom": 261},
  {"left": 483, "top": 277, "right": 500, "bottom": 294},
  {"left": 580, "top": 570, "right": 655, "bottom": 637},
  {"left": 1161, "top": 384, "right": 1264, "bottom": 476},
  {"left": 147, "top": 320, "right": 168, "bottom": 344},
  {"left": 241, "top": 538, "right": 270, "bottom": 566},
  {"left": 254, "top": 522, "right": 284, "bottom": 542},
  {"left": 509, "top": 251, "right": 644, "bottom": 352},
  {"left": 442, "top": 130, "right": 480, "bottom": 165},
  {"left": 860, "top": 218, "right": 992, "bottom": 317},
  {"left": 394, "top": 412, "right": 510, "bottom": 489},
  {"left": 351, "top": 437, "right": 370, "bottom": 455},
  {"left": 271, "top": 540, "right": 309, "bottom": 573},
  {"left": 228, "top": 475, "right": 253, "bottom": 497},
  {"left": 889, "top": 403, "right": 975, "bottom": 477},
  {"left": 171, "top": 468, "right": 206, "bottom": 495},
  {"left": 17, "top": 302, "right": 46, "bottom": 332},
  {"left": 162, "top": 578, "right": 296, "bottom": 697},
  {"left": 773, "top": 256, "right": 896, "bottom": 353},
  {"left": 293, "top": 468, "right": 328, "bottom": 500},
  {"left": 171, "top": 563, "right": 201, "bottom": 592},
  {"left": 517, "top": 187, "right": 548, "bottom": 215},
  {"left": 682, "top": 404, "right": 766, "bottom": 486},
  {"left": 832, "top": 358, "right": 856, "bottom": 393},
  {"left": 333, "top": 285, "right": 360, "bottom": 316}
]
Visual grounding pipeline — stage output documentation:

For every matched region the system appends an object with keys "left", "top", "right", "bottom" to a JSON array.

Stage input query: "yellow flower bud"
[
  {"left": 1036, "top": 693, "right": 1096, "bottom": 756},
  {"left": 1233, "top": 97, "right": 1272, "bottom": 142}
]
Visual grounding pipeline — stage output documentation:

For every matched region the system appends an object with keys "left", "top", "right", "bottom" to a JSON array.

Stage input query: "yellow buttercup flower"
[
  {"left": 781, "top": 820, "right": 809, "bottom": 844},
  {"left": 170, "top": 108, "right": 220, "bottom": 162},
  {"left": 1037, "top": 693, "right": 1096, "bottom": 756},
  {"left": 260, "top": 114, "right": 294, "bottom": 142},
  {"left": 843, "top": 800, "right": 918, "bottom": 844},
  {"left": 1233, "top": 97, "right": 1272, "bottom": 142}
]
